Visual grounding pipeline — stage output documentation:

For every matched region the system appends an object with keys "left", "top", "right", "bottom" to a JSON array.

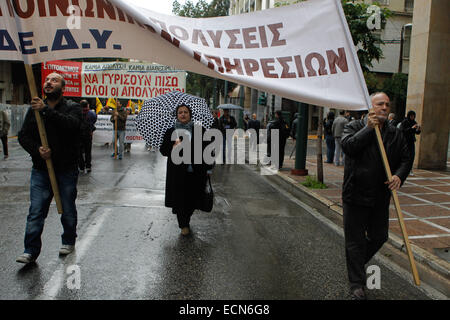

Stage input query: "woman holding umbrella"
[{"left": 160, "top": 104, "right": 213, "bottom": 236}]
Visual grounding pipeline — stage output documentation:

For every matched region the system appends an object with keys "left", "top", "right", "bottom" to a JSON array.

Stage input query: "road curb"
[{"left": 265, "top": 169, "right": 450, "bottom": 283}]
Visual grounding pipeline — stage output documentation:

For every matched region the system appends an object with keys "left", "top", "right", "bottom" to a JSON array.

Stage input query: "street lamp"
[{"left": 398, "top": 23, "right": 412, "bottom": 73}]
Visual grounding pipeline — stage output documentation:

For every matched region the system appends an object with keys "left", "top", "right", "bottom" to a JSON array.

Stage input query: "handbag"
[{"left": 199, "top": 176, "right": 214, "bottom": 212}]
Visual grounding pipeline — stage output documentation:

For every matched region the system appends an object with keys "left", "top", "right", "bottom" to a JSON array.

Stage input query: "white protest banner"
[
  {"left": 93, "top": 114, "right": 143, "bottom": 143},
  {"left": 0, "top": 0, "right": 368, "bottom": 110}
]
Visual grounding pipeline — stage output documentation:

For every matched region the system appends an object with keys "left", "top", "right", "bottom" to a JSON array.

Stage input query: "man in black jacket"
[
  {"left": 267, "top": 110, "right": 290, "bottom": 169},
  {"left": 16, "top": 73, "right": 82, "bottom": 264},
  {"left": 341, "top": 92, "right": 411, "bottom": 299},
  {"left": 399, "top": 110, "right": 421, "bottom": 174},
  {"left": 218, "top": 109, "right": 237, "bottom": 163}
]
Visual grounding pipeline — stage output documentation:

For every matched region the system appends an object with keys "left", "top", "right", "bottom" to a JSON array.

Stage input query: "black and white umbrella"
[{"left": 135, "top": 90, "right": 214, "bottom": 149}]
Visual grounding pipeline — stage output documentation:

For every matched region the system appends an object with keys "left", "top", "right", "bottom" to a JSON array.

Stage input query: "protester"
[
  {"left": 110, "top": 100, "right": 127, "bottom": 160},
  {"left": 124, "top": 107, "right": 132, "bottom": 153},
  {"left": 267, "top": 110, "right": 290, "bottom": 169},
  {"left": 160, "top": 104, "right": 213, "bottom": 236},
  {"left": 345, "top": 111, "right": 352, "bottom": 122},
  {"left": 341, "top": 92, "right": 411, "bottom": 300},
  {"left": 290, "top": 113, "right": 299, "bottom": 141},
  {"left": 248, "top": 113, "right": 261, "bottom": 150},
  {"left": 399, "top": 110, "right": 421, "bottom": 175},
  {"left": 387, "top": 113, "right": 397, "bottom": 127},
  {"left": 332, "top": 110, "right": 349, "bottom": 166},
  {"left": 243, "top": 113, "right": 250, "bottom": 131},
  {"left": 78, "top": 100, "right": 97, "bottom": 173},
  {"left": 211, "top": 109, "right": 221, "bottom": 130},
  {"left": 0, "top": 109, "right": 10, "bottom": 159},
  {"left": 323, "top": 111, "right": 335, "bottom": 163},
  {"left": 16, "top": 73, "right": 82, "bottom": 264},
  {"left": 218, "top": 109, "right": 237, "bottom": 163}
]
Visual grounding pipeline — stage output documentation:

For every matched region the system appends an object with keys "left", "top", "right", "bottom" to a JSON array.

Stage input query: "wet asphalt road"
[{"left": 0, "top": 139, "right": 430, "bottom": 300}]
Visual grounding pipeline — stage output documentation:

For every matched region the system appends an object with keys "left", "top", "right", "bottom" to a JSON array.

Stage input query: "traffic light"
[{"left": 258, "top": 93, "right": 267, "bottom": 105}]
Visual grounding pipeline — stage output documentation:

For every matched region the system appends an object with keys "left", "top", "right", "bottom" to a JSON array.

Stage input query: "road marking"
[
  {"left": 35, "top": 208, "right": 113, "bottom": 300},
  {"left": 408, "top": 234, "right": 450, "bottom": 240}
]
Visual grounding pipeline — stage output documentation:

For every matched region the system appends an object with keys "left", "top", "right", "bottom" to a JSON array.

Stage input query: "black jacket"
[
  {"left": 341, "top": 118, "right": 411, "bottom": 207},
  {"left": 18, "top": 98, "right": 82, "bottom": 172},
  {"left": 160, "top": 126, "right": 213, "bottom": 211},
  {"left": 324, "top": 118, "right": 334, "bottom": 137},
  {"left": 399, "top": 118, "right": 420, "bottom": 145},
  {"left": 268, "top": 118, "right": 290, "bottom": 143},
  {"left": 218, "top": 115, "right": 237, "bottom": 134}
]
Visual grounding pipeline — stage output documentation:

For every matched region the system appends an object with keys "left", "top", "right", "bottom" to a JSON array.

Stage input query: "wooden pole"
[
  {"left": 374, "top": 126, "right": 420, "bottom": 285},
  {"left": 114, "top": 116, "right": 118, "bottom": 159},
  {"left": 24, "top": 64, "right": 64, "bottom": 214}
]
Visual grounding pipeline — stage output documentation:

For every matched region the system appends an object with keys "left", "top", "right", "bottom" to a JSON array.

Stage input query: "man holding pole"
[
  {"left": 16, "top": 73, "right": 82, "bottom": 264},
  {"left": 341, "top": 92, "right": 411, "bottom": 299}
]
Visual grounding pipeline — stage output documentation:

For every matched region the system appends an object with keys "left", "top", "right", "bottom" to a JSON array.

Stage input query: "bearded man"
[{"left": 16, "top": 73, "right": 82, "bottom": 264}]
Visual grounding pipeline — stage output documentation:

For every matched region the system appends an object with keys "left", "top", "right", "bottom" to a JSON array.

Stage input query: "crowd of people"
[{"left": 10, "top": 72, "right": 424, "bottom": 300}]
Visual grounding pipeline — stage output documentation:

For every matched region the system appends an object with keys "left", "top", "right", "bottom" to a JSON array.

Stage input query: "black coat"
[
  {"left": 18, "top": 98, "right": 82, "bottom": 172},
  {"left": 341, "top": 118, "right": 411, "bottom": 207},
  {"left": 399, "top": 118, "right": 421, "bottom": 145},
  {"left": 160, "top": 126, "right": 213, "bottom": 211}
]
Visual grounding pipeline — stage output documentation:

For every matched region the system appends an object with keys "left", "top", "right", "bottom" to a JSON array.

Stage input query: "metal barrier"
[{"left": 0, "top": 104, "right": 30, "bottom": 137}]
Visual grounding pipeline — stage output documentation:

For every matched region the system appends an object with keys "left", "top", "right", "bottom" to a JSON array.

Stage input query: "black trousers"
[
  {"left": 79, "top": 137, "right": 93, "bottom": 170},
  {"left": 1, "top": 135, "right": 7, "bottom": 156},
  {"left": 343, "top": 201, "right": 389, "bottom": 290},
  {"left": 172, "top": 208, "right": 194, "bottom": 229}
]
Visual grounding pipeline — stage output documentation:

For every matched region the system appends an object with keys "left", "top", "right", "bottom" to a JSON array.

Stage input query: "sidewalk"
[{"left": 277, "top": 139, "right": 450, "bottom": 278}]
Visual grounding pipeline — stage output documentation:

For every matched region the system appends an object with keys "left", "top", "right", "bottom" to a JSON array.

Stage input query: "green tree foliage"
[
  {"left": 382, "top": 73, "right": 408, "bottom": 116},
  {"left": 172, "top": 1, "right": 233, "bottom": 106},
  {"left": 342, "top": 0, "right": 391, "bottom": 72}
]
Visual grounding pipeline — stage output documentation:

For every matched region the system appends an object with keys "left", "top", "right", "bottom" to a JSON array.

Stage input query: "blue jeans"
[
  {"left": 24, "top": 168, "right": 79, "bottom": 258},
  {"left": 325, "top": 135, "right": 335, "bottom": 163},
  {"left": 111, "top": 130, "right": 125, "bottom": 158},
  {"left": 334, "top": 137, "right": 345, "bottom": 165}
]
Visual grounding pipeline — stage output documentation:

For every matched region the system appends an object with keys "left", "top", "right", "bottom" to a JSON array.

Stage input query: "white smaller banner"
[{"left": 93, "top": 115, "right": 143, "bottom": 144}]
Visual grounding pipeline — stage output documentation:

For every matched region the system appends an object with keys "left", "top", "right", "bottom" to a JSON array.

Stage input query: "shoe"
[
  {"left": 4, "top": 155, "right": 8, "bottom": 160},
  {"left": 111, "top": 153, "right": 115, "bottom": 157},
  {"left": 86, "top": 168, "right": 91, "bottom": 173},
  {"left": 181, "top": 227, "right": 190, "bottom": 236},
  {"left": 59, "top": 245, "right": 75, "bottom": 255},
  {"left": 118, "top": 156, "right": 122, "bottom": 160},
  {"left": 16, "top": 253, "right": 35, "bottom": 264},
  {"left": 350, "top": 287, "right": 367, "bottom": 300}
]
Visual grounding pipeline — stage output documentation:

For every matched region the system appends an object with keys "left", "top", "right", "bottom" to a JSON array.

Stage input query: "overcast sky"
[{"left": 123, "top": 0, "right": 199, "bottom": 15}]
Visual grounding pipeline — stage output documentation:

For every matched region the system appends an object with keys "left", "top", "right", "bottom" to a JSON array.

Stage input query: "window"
[
  {"left": 405, "top": 0, "right": 414, "bottom": 12},
  {"left": 403, "top": 25, "right": 412, "bottom": 59}
]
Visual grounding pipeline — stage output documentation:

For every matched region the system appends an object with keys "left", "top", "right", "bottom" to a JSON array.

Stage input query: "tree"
[
  {"left": 172, "top": 1, "right": 232, "bottom": 107},
  {"left": 382, "top": 73, "right": 408, "bottom": 118}
]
